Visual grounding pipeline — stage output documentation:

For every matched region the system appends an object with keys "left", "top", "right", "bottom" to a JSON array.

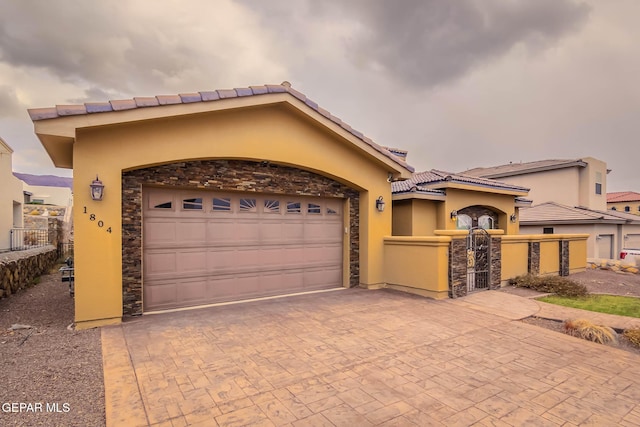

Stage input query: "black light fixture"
[
  {"left": 375, "top": 196, "right": 385, "bottom": 212},
  {"left": 450, "top": 210, "right": 458, "bottom": 221},
  {"left": 90, "top": 175, "right": 105, "bottom": 201},
  {"left": 510, "top": 213, "right": 517, "bottom": 223}
]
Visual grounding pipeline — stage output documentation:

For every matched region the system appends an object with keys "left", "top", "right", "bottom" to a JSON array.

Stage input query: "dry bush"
[
  {"left": 564, "top": 318, "right": 618, "bottom": 344},
  {"left": 623, "top": 329, "right": 640, "bottom": 348},
  {"left": 509, "top": 274, "right": 588, "bottom": 297}
]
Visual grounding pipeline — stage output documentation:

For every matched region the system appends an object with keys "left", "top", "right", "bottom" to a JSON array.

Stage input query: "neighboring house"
[
  {"left": 0, "top": 137, "right": 25, "bottom": 251},
  {"left": 518, "top": 202, "right": 640, "bottom": 259},
  {"left": 464, "top": 157, "right": 609, "bottom": 210},
  {"left": 463, "top": 157, "right": 634, "bottom": 259},
  {"left": 13, "top": 172, "right": 73, "bottom": 206},
  {"left": 28, "top": 82, "right": 587, "bottom": 328},
  {"left": 607, "top": 191, "right": 640, "bottom": 216}
]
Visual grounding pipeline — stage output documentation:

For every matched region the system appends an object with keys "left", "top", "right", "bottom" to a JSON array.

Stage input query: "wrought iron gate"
[{"left": 466, "top": 227, "right": 491, "bottom": 292}]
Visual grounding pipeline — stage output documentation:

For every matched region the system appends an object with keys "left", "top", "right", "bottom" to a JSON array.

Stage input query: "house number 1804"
[{"left": 83, "top": 206, "right": 112, "bottom": 233}]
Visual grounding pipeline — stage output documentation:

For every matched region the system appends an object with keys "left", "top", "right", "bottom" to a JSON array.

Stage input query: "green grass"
[{"left": 537, "top": 294, "right": 640, "bottom": 318}]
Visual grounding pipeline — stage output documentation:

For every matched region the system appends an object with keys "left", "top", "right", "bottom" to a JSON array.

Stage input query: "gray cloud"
[
  {"left": 0, "top": 85, "right": 23, "bottom": 117},
  {"left": 343, "top": 0, "right": 590, "bottom": 87}
]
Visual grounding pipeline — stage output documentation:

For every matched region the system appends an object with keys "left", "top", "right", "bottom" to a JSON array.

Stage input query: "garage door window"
[
  {"left": 264, "top": 199, "right": 280, "bottom": 213},
  {"left": 239, "top": 198, "right": 257, "bottom": 212},
  {"left": 149, "top": 193, "right": 174, "bottom": 210},
  {"left": 307, "top": 203, "right": 321, "bottom": 214},
  {"left": 183, "top": 198, "right": 203, "bottom": 210},
  {"left": 287, "top": 202, "right": 301, "bottom": 213},
  {"left": 213, "top": 197, "right": 231, "bottom": 212}
]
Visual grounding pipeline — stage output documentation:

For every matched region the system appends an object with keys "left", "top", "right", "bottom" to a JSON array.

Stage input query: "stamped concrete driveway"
[{"left": 102, "top": 288, "right": 640, "bottom": 427}]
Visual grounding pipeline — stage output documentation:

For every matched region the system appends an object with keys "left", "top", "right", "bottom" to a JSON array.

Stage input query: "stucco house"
[
  {"left": 608, "top": 191, "right": 640, "bottom": 216},
  {"left": 463, "top": 157, "right": 640, "bottom": 259},
  {"left": 28, "top": 82, "right": 587, "bottom": 328},
  {"left": 0, "top": 137, "right": 25, "bottom": 251},
  {"left": 14, "top": 172, "right": 73, "bottom": 207}
]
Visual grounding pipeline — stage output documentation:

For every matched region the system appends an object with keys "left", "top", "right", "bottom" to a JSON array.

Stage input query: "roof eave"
[
  {"left": 479, "top": 161, "right": 587, "bottom": 179},
  {"left": 392, "top": 192, "right": 447, "bottom": 201},
  {"left": 30, "top": 93, "right": 414, "bottom": 176},
  {"left": 426, "top": 181, "right": 529, "bottom": 196}
]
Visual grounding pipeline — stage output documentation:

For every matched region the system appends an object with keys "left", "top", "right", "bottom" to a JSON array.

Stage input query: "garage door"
[
  {"left": 597, "top": 234, "right": 613, "bottom": 259},
  {"left": 142, "top": 188, "right": 344, "bottom": 311},
  {"left": 625, "top": 234, "right": 640, "bottom": 249}
]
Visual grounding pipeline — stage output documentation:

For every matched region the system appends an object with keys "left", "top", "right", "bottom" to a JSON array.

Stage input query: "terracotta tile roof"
[
  {"left": 28, "top": 81, "right": 414, "bottom": 173},
  {"left": 462, "top": 159, "right": 587, "bottom": 178},
  {"left": 520, "top": 201, "right": 640, "bottom": 224},
  {"left": 607, "top": 191, "right": 640, "bottom": 203},
  {"left": 392, "top": 169, "right": 529, "bottom": 194}
]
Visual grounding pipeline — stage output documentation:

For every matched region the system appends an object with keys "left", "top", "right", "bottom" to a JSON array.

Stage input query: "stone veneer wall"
[
  {"left": 559, "top": 240, "right": 570, "bottom": 277},
  {"left": 448, "top": 238, "right": 467, "bottom": 298},
  {"left": 0, "top": 246, "right": 58, "bottom": 299},
  {"left": 489, "top": 237, "right": 501, "bottom": 289},
  {"left": 122, "top": 160, "right": 360, "bottom": 317},
  {"left": 528, "top": 242, "right": 540, "bottom": 275}
]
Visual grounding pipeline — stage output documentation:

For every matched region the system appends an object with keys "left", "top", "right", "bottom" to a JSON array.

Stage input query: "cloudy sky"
[{"left": 1, "top": 0, "right": 638, "bottom": 191}]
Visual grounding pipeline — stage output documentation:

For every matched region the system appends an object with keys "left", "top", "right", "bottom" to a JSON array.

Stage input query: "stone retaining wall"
[
  {"left": 587, "top": 258, "right": 639, "bottom": 274},
  {"left": 0, "top": 246, "right": 59, "bottom": 299}
]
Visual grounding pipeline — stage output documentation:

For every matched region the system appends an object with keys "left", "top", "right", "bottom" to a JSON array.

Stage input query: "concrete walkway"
[
  {"left": 102, "top": 288, "right": 640, "bottom": 427},
  {"left": 450, "top": 290, "right": 640, "bottom": 330}
]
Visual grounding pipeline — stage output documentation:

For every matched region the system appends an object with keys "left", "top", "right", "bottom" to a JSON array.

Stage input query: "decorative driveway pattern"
[{"left": 102, "top": 288, "right": 640, "bottom": 426}]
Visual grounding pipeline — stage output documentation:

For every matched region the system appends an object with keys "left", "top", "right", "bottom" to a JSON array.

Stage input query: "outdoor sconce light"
[
  {"left": 450, "top": 210, "right": 458, "bottom": 221},
  {"left": 375, "top": 196, "right": 385, "bottom": 212},
  {"left": 90, "top": 175, "right": 105, "bottom": 201},
  {"left": 510, "top": 213, "right": 517, "bottom": 223}
]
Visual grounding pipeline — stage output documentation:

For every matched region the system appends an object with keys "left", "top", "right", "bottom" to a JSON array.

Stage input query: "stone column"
[
  {"left": 489, "top": 236, "right": 501, "bottom": 289},
  {"left": 528, "top": 242, "right": 540, "bottom": 275},
  {"left": 449, "top": 237, "right": 468, "bottom": 298},
  {"left": 559, "top": 240, "right": 570, "bottom": 276}
]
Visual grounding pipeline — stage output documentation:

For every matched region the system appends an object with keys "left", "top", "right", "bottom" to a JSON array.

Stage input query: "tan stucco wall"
[
  {"left": 383, "top": 236, "right": 451, "bottom": 299},
  {"left": 608, "top": 201, "right": 640, "bottom": 216},
  {"left": 578, "top": 157, "right": 608, "bottom": 211},
  {"left": 391, "top": 199, "right": 439, "bottom": 236},
  {"left": 438, "top": 188, "right": 518, "bottom": 234},
  {"left": 492, "top": 168, "right": 580, "bottom": 207},
  {"left": 520, "top": 223, "right": 640, "bottom": 259},
  {"left": 69, "top": 104, "right": 398, "bottom": 327},
  {"left": 501, "top": 234, "right": 588, "bottom": 280},
  {"left": 0, "top": 140, "right": 24, "bottom": 250}
]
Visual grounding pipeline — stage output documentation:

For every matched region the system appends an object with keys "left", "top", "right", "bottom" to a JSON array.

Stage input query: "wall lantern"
[
  {"left": 375, "top": 196, "right": 385, "bottom": 212},
  {"left": 510, "top": 213, "right": 517, "bottom": 223},
  {"left": 90, "top": 175, "right": 105, "bottom": 201},
  {"left": 450, "top": 210, "right": 458, "bottom": 221}
]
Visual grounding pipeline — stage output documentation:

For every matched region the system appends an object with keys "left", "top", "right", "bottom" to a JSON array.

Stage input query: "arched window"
[
  {"left": 611, "top": 207, "right": 617, "bottom": 211},
  {"left": 478, "top": 215, "right": 494, "bottom": 230},
  {"left": 625, "top": 206, "right": 630, "bottom": 212},
  {"left": 456, "top": 214, "right": 472, "bottom": 230}
]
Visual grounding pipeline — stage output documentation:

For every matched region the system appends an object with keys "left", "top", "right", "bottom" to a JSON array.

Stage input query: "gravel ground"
[
  {"left": 500, "top": 269, "right": 640, "bottom": 356},
  {"left": 0, "top": 265, "right": 105, "bottom": 427}
]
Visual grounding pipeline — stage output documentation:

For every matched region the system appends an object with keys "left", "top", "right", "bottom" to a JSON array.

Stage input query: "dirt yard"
[{"left": 0, "top": 265, "right": 105, "bottom": 427}]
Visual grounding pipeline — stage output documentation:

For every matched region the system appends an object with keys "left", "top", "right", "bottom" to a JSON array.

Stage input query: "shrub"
[
  {"left": 564, "top": 318, "right": 618, "bottom": 344},
  {"left": 509, "top": 274, "right": 588, "bottom": 297},
  {"left": 623, "top": 329, "right": 640, "bottom": 348},
  {"left": 29, "top": 209, "right": 41, "bottom": 215}
]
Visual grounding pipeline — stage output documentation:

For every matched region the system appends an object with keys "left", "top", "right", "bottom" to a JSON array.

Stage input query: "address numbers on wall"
[{"left": 83, "top": 206, "right": 112, "bottom": 233}]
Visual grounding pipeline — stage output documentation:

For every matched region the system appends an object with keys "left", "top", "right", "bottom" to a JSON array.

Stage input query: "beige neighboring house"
[
  {"left": 463, "top": 157, "right": 639, "bottom": 259},
  {"left": 608, "top": 191, "right": 640, "bottom": 216},
  {"left": 13, "top": 173, "right": 73, "bottom": 207},
  {"left": 0, "top": 138, "right": 25, "bottom": 251},
  {"left": 518, "top": 202, "right": 640, "bottom": 259},
  {"left": 463, "top": 157, "right": 609, "bottom": 210}
]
